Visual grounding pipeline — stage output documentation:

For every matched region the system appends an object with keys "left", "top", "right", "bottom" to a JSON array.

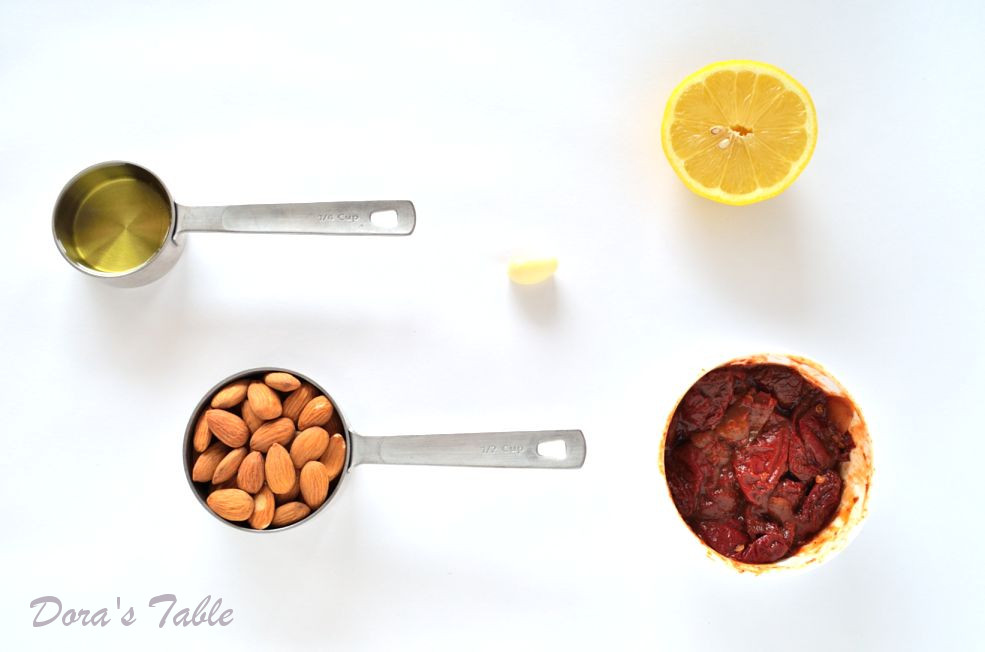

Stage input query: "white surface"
[{"left": 1, "top": 0, "right": 983, "bottom": 649}]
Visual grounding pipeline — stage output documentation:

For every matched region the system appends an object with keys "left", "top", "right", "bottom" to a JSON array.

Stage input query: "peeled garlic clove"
[{"left": 508, "top": 256, "right": 557, "bottom": 285}]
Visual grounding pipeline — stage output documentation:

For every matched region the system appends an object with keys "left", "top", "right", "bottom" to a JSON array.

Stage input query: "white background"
[{"left": 1, "top": 0, "right": 983, "bottom": 649}]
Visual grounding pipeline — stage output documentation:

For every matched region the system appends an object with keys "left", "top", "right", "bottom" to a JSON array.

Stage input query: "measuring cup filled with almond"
[{"left": 184, "top": 368, "right": 586, "bottom": 531}]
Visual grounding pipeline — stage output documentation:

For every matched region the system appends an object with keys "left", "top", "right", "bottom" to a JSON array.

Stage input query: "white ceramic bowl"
[{"left": 658, "top": 353, "right": 874, "bottom": 574}]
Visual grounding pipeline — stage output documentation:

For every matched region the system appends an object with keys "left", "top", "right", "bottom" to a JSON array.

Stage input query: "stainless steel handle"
[
  {"left": 175, "top": 200, "right": 415, "bottom": 235},
  {"left": 350, "top": 430, "right": 586, "bottom": 469}
]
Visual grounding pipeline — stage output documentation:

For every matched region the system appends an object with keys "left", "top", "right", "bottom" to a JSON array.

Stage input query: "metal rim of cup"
[
  {"left": 51, "top": 160, "right": 177, "bottom": 279},
  {"left": 182, "top": 367, "right": 353, "bottom": 533}
]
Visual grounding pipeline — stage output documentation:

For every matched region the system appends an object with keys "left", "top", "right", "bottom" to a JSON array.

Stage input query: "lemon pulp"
[{"left": 661, "top": 60, "right": 817, "bottom": 205}]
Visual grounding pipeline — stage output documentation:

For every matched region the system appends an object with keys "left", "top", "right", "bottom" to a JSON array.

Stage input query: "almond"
[
  {"left": 206, "top": 409, "right": 249, "bottom": 448},
  {"left": 212, "top": 447, "right": 248, "bottom": 484},
  {"left": 265, "top": 443, "right": 296, "bottom": 494},
  {"left": 319, "top": 433, "right": 347, "bottom": 480},
  {"left": 213, "top": 478, "right": 239, "bottom": 490},
  {"left": 271, "top": 501, "right": 310, "bottom": 527},
  {"left": 290, "top": 427, "right": 329, "bottom": 468},
  {"left": 248, "top": 382, "right": 282, "bottom": 420},
  {"left": 206, "top": 488, "right": 254, "bottom": 521},
  {"left": 273, "top": 479, "right": 300, "bottom": 504},
  {"left": 192, "top": 412, "right": 211, "bottom": 453},
  {"left": 210, "top": 380, "right": 249, "bottom": 409},
  {"left": 192, "top": 442, "right": 229, "bottom": 483},
  {"left": 299, "top": 461, "right": 330, "bottom": 509},
  {"left": 237, "top": 451, "right": 265, "bottom": 494},
  {"left": 242, "top": 399, "right": 264, "bottom": 434},
  {"left": 298, "top": 395, "right": 334, "bottom": 429},
  {"left": 250, "top": 417, "right": 295, "bottom": 452},
  {"left": 249, "top": 486, "right": 275, "bottom": 530},
  {"left": 282, "top": 383, "right": 316, "bottom": 422},
  {"left": 325, "top": 412, "right": 344, "bottom": 437},
  {"left": 265, "top": 371, "right": 301, "bottom": 392}
]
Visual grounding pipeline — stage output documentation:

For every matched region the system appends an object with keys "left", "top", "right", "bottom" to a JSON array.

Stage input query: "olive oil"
[{"left": 68, "top": 176, "right": 171, "bottom": 273}]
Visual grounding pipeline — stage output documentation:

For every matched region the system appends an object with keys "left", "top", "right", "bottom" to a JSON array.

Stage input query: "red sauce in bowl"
[{"left": 664, "top": 363, "right": 856, "bottom": 564}]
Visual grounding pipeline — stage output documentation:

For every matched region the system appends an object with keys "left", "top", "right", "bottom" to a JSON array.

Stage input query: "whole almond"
[
  {"left": 250, "top": 417, "right": 296, "bottom": 452},
  {"left": 206, "top": 409, "right": 250, "bottom": 448},
  {"left": 273, "top": 479, "right": 300, "bottom": 504},
  {"left": 265, "top": 443, "right": 296, "bottom": 494},
  {"left": 298, "top": 395, "right": 334, "bottom": 429},
  {"left": 212, "top": 447, "right": 248, "bottom": 484},
  {"left": 206, "top": 488, "right": 254, "bottom": 521},
  {"left": 299, "top": 461, "right": 330, "bottom": 509},
  {"left": 325, "top": 412, "right": 344, "bottom": 437},
  {"left": 213, "top": 478, "right": 239, "bottom": 490},
  {"left": 192, "top": 442, "right": 229, "bottom": 483},
  {"left": 192, "top": 412, "right": 211, "bottom": 453},
  {"left": 271, "top": 501, "right": 311, "bottom": 527},
  {"left": 249, "top": 486, "right": 275, "bottom": 530},
  {"left": 248, "top": 382, "right": 282, "bottom": 420},
  {"left": 265, "top": 371, "right": 301, "bottom": 392},
  {"left": 290, "top": 426, "right": 329, "bottom": 468},
  {"left": 237, "top": 451, "right": 265, "bottom": 494},
  {"left": 242, "top": 399, "right": 264, "bottom": 434},
  {"left": 282, "top": 383, "right": 316, "bottom": 422},
  {"left": 319, "top": 433, "right": 347, "bottom": 480},
  {"left": 210, "top": 380, "right": 249, "bottom": 409}
]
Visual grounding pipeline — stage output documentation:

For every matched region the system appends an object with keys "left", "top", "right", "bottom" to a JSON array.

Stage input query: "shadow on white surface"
[
  {"left": 207, "top": 484, "right": 576, "bottom": 648},
  {"left": 68, "top": 259, "right": 194, "bottom": 380},
  {"left": 67, "top": 250, "right": 412, "bottom": 377},
  {"left": 674, "top": 188, "right": 814, "bottom": 327},
  {"left": 509, "top": 277, "right": 560, "bottom": 328},
  {"left": 687, "top": 537, "right": 919, "bottom": 650}
]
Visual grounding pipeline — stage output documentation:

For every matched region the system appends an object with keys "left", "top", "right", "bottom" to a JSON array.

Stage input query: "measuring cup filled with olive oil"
[
  {"left": 53, "top": 161, "right": 416, "bottom": 287},
  {"left": 57, "top": 167, "right": 173, "bottom": 274}
]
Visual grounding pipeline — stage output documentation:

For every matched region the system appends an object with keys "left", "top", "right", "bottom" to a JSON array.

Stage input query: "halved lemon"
[{"left": 661, "top": 60, "right": 817, "bottom": 205}]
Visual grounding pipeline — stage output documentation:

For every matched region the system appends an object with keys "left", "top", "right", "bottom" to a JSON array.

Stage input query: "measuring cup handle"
[
  {"left": 175, "top": 201, "right": 415, "bottom": 236},
  {"left": 350, "top": 430, "right": 586, "bottom": 469}
]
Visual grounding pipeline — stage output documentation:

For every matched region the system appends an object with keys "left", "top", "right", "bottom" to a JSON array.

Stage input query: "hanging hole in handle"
[
  {"left": 537, "top": 439, "right": 567, "bottom": 460},
  {"left": 371, "top": 209, "right": 399, "bottom": 229}
]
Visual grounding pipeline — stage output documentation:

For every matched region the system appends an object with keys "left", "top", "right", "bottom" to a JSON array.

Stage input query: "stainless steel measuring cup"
[
  {"left": 53, "top": 161, "right": 416, "bottom": 287},
  {"left": 183, "top": 368, "right": 587, "bottom": 532}
]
